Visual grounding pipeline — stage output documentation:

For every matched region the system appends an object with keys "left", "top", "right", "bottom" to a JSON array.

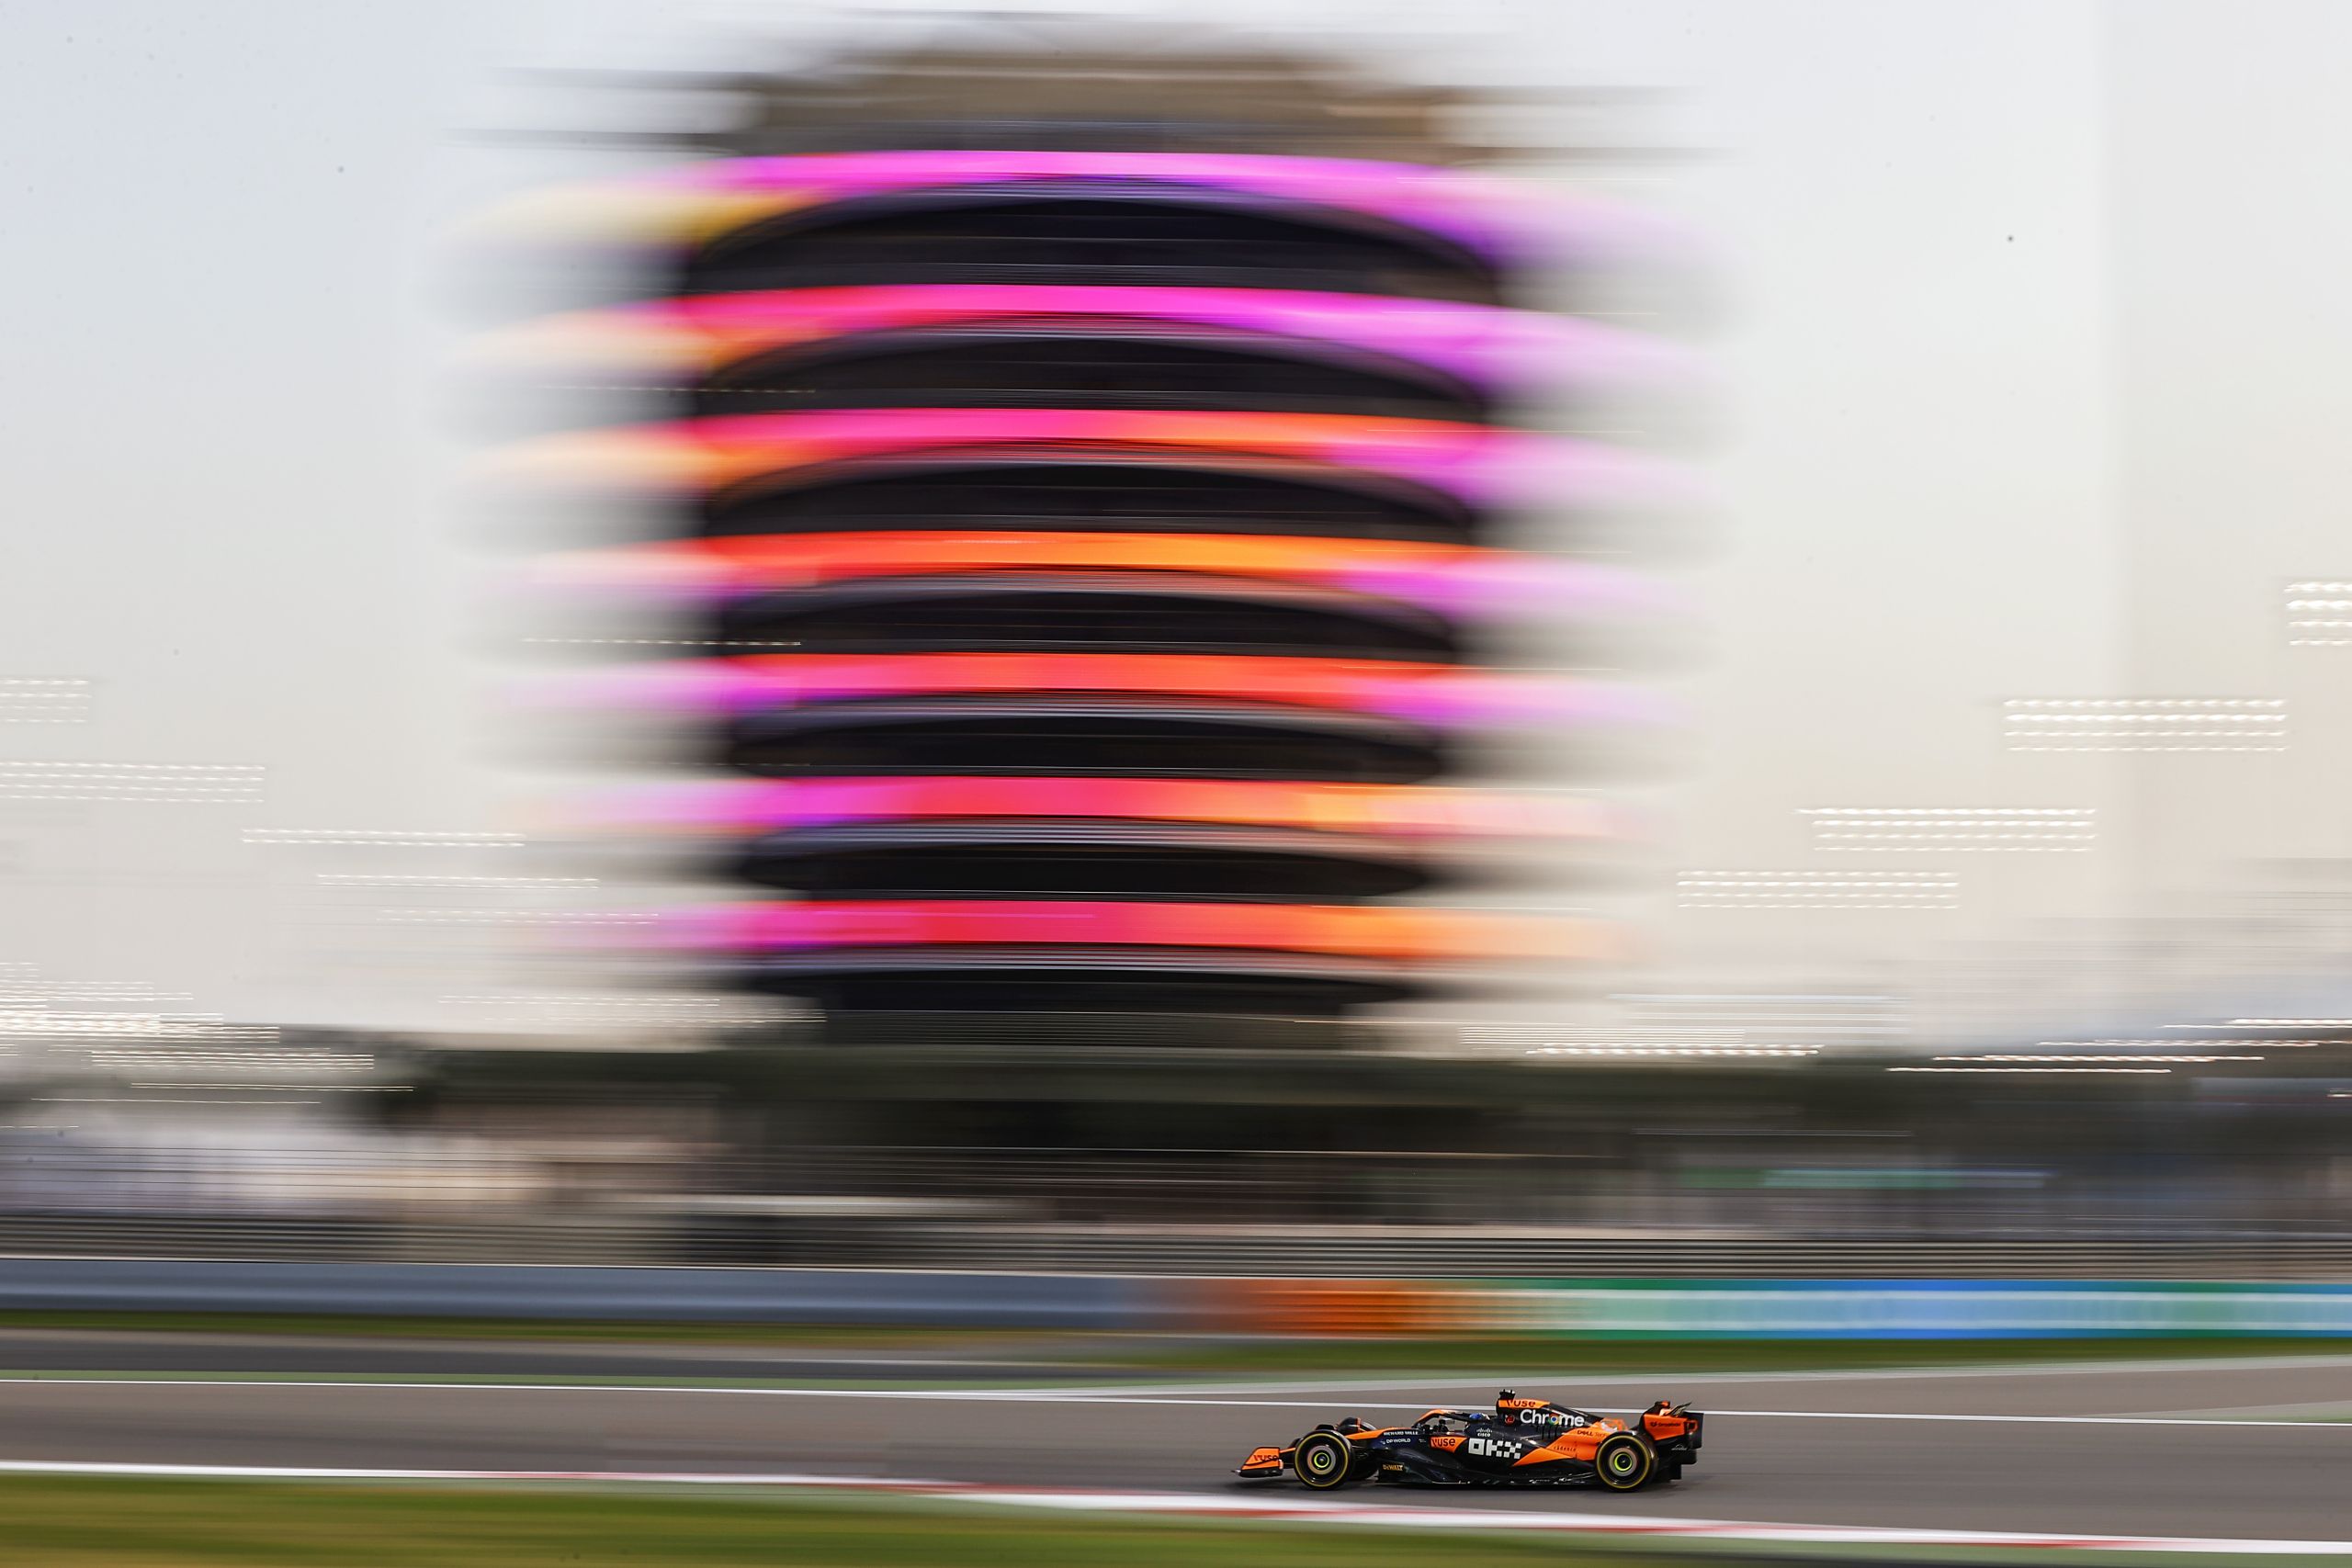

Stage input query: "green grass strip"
[
  {"left": 0, "top": 1476, "right": 1678, "bottom": 1567},
  {"left": 0, "top": 1475, "right": 2278, "bottom": 1568}
]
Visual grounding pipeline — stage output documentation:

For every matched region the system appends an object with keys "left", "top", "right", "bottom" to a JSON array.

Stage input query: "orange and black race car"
[{"left": 1235, "top": 1389, "right": 1702, "bottom": 1490}]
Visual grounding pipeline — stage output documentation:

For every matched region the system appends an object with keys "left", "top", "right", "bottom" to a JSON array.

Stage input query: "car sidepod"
[{"left": 1374, "top": 1421, "right": 1599, "bottom": 1487}]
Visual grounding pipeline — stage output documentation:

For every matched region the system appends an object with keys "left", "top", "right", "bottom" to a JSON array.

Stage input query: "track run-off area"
[{"left": 5, "top": 1341, "right": 2352, "bottom": 1552}]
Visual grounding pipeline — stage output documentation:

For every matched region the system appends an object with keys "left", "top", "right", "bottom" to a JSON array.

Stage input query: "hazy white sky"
[{"left": 4, "top": 1, "right": 2346, "bottom": 1035}]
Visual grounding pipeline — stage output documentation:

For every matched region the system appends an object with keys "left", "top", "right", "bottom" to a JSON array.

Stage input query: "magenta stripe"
[{"left": 650, "top": 149, "right": 1669, "bottom": 265}]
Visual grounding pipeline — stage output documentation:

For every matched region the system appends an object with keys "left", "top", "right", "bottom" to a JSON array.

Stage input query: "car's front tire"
[
  {"left": 1591, "top": 1433, "right": 1655, "bottom": 1492},
  {"left": 1293, "top": 1431, "right": 1354, "bottom": 1489}
]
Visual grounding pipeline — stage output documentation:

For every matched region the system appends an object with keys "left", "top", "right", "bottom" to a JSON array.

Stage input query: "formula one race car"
[{"left": 1235, "top": 1389, "right": 1702, "bottom": 1491}]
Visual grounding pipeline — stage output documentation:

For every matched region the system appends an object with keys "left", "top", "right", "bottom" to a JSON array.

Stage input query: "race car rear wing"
[{"left": 1640, "top": 1402, "right": 1702, "bottom": 1451}]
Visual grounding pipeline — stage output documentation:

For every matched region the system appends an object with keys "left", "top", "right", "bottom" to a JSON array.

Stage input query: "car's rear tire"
[
  {"left": 1293, "top": 1431, "right": 1354, "bottom": 1490},
  {"left": 1592, "top": 1433, "right": 1655, "bottom": 1492}
]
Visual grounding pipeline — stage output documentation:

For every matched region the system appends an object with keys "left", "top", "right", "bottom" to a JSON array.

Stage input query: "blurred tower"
[{"left": 490, "top": 41, "right": 1683, "bottom": 1057}]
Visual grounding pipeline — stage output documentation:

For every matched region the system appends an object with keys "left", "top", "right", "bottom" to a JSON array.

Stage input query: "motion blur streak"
[{"left": 25, "top": 23, "right": 2352, "bottom": 1566}]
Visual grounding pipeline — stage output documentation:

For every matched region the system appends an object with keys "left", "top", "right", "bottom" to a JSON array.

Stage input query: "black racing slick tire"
[
  {"left": 1293, "top": 1431, "right": 1354, "bottom": 1490},
  {"left": 1592, "top": 1433, "right": 1655, "bottom": 1492}
]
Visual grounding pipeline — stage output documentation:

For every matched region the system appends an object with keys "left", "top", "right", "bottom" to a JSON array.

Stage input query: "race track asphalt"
[{"left": 3, "top": 1336, "right": 2351, "bottom": 1542}]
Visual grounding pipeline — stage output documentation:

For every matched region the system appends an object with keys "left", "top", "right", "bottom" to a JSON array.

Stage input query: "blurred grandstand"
[{"left": 1, "top": 987, "right": 2348, "bottom": 1277}]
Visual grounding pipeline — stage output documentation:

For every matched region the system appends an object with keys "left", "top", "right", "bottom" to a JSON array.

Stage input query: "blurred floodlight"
[{"left": 2001, "top": 699, "right": 2288, "bottom": 751}]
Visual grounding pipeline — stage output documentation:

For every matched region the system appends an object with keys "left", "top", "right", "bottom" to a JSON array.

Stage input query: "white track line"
[
  {"left": 3, "top": 1377, "right": 2349, "bottom": 1429},
  {"left": 0, "top": 1377, "right": 1420, "bottom": 1406},
  {"left": 0, "top": 1460, "right": 2344, "bottom": 1555},
  {"left": 5, "top": 1355, "right": 2350, "bottom": 1407},
  {"left": 1699, "top": 1407, "right": 2351, "bottom": 1429},
  {"left": 1050, "top": 1353, "right": 2352, "bottom": 1398}
]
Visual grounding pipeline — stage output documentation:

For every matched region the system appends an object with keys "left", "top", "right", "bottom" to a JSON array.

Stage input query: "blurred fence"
[
  {"left": 5, "top": 1136, "right": 2352, "bottom": 1278},
  {"left": 0, "top": 1258, "right": 1150, "bottom": 1325},
  {"left": 6, "top": 1215, "right": 2352, "bottom": 1278}
]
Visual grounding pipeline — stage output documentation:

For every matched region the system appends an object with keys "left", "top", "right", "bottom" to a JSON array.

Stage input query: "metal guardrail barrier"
[
  {"left": 0, "top": 1258, "right": 1157, "bottom": 1325},
  {"left": 4, "top": 1258, "right": 2352, "bottom": 1337},
  {"left": 3, "top": 1218, "right": 2352, "bottom": 1279}
]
